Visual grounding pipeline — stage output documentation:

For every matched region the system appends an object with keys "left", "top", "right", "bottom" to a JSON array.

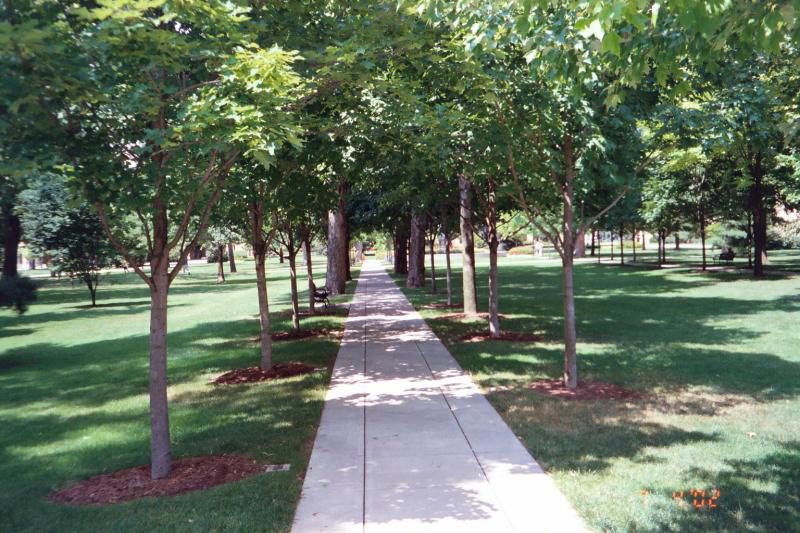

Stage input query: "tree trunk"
[
  {"left": 254, "top": 250, "right": 273, "bottom": 369},
  {"left": 750, "top": 152, "right": 768, "bottom": 276},
  {"left": 632, "top": 227, "right": 637, "bottom": 262},
  {"left": 227, "top": 243, "right": 237, "bottom": 273},
  {"left": 619, "top": 225, "right": 624, "bottom": 266},
  {"left": 2, "top": 210, "right": 21, "bottom": 277},
  {"left": 445, "top": 235, "right": 453, "bottom": 306},
  {"left": 487, "top": 176, "right": 500, "bottom": 338},
  {"left": 747, "top": 212, "right": 753, "bottom": 268},
  {"left": 344, "top": 223, "right": 352, "bottom": 282},
  {"left": 641, "top": 231, "right": 646, "bottom": 250},
  {"left": 406, "top": 215, "right": 426, "bottom": 288},
  {"left": 610, "top": 234, "right": 615, "bottom": 261},
  {"left": 217, "top": 245, "right": 225, "bottom": 283},
  {"left": 459, "top": 175, "right": 478, "bottom": 315},
  {"left": 304, "top": 234, "right": 315, "bottom": 313},
  {"left": 148, "top": 207, "right": 172, "bottom": 479},
  {"left": 325, "top": 209, "right": 347, "bottom": 295},
  {"left": 561, "top": 134, "right": 578, "bottom": 390},
  {"left": 674, "top": 234, "right": 680, "bottom": 250},
  {"left": 574, "top": 232, "right": 586, "bottom": 258},
  {"left": 288, "top": 249, "right": 300, "bottom": 330},
  {"left": 278, "top": 247, "right": 284, "bottom": 264},
  {"left": 87, "top": 279, "right": 97, "bottom": 307},
  {"left": 429, "top": 234, "right": 437, "bottom": 294},
  {"left": 393, "top": 221, "right": 409, "bottom": 274},
  {"left": 590, "top": 229, "right": 596, "bottom": 256},
  {"left": 700, "top": 209, "right": 707, "bottom": 271}
]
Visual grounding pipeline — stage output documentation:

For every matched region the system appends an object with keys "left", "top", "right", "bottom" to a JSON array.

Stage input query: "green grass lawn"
[
  {"left": 0, "top": 258, "right": 355, "bottom": 532},
  {"left": 394, "top": 252, "right": 800, "bottom": 532}
]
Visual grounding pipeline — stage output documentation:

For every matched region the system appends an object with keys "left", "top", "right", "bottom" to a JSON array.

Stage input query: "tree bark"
[
  {"left": 278, "top": 247, "right": 284, "bottom": 264},
  {"left": 148, "top": 204, "right": 172, "bottom": 479},
  {"left": 700, "top": 208, "right": 707, "bottom": 271},
  {"left": 674, "top": 234, "right": 680, "bottom": 250},
  {"left": 641, "top": 231, "right": 646, "bottom": 250},
  {"left": 590, "top": 229, "right": 596, "bottom": 256},
  {"left": 746, "top": 212, "right": 753, "bottom": 268},
  {"left": 749, "top": 152, "right": 768, "bottom": 276},
  {"left": 574, "top": 231, "right": 586, "bottom": 258},
  {"left": 619, "top": 225, "right": 624, "bottom": 266},
  {"left": 632, "top": 227, "right": 637, "bottom": 262},
  {"left": 561, "top": 135, "right": 578, "bottom": 390},
  {"left": 444, "top": 235, "right": 453, "bottom": 306},
  {"left": 459, "top": 175, "right": 478, "bottom": 315},
  {"left": 406, "top": 215, "right": 426, "bottom": 288},
  {"left": 393, "top": 221, "right": 409, "bottom": 274},
  {"left": 2, "top": 210, "right": 21, "bottom": 277},
  {"left": 227, "top": 243, "right": 237, "bottom": 272},
  {"left": 344, "top": 224, "right": 352, "bottom": 282},
  {"left": 216, "top": 245, "right": 225, "bottom": 283},
  {"left": 303, "top": 233, "right": 315, "bottom": 313},
  {"left": 428, "top": 233, "right": 437, "bottom": 293},
  {"left": 250, "top": 205, "right": 273, "bottom": 370},
  {"left": 325, "top": 209, "right": 347, "bottom": 294},
  {"left": 487, "top": 176, "right": 500, "bottom": 338},
  {"left": 288, "top": 249, "right": 300, "bottom": 330}
]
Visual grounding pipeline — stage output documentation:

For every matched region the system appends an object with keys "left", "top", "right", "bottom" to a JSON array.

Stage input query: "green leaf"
[
  {"left": 601, "top": 31, "right": 621, "bottom": 56},
  {"left": 651, "top": 2, "right": 660, "bottom": 28}
]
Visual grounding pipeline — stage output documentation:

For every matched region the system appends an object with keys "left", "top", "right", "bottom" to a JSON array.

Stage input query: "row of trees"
[{"left": 2, "top": 0, "right": 798, "bottom": 480}]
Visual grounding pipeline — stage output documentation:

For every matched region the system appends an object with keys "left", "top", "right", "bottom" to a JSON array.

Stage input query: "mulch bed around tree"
[
  {"left": 271, "top": 328, "right": 341, "bottom": 341},
  {"left": 213, "top": 363, "right": 316, "bottom": 385},
  {"left": 422, "top": 303, "right": 463, "bottom": 309},
  {"left": 521, "top": 379, "right": 646, "bottom": 401},
  {"left": 51, "top": 455, "right": 279, "bottom": 505},
  {"left": 430, "top": 312, "right": 508, "bottom": 321},
  {"left": 460, "top": 331, "right": 543, "bottom": 343}
]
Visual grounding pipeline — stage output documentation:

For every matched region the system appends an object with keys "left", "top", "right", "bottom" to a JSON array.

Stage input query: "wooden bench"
[{"left": 713, "top": 250, "right": 735, "bottom": 264}]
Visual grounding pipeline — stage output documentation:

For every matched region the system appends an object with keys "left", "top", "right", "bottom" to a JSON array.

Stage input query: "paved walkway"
[{"left": 292, "top": 260, "right": 587, "bottom": 532}]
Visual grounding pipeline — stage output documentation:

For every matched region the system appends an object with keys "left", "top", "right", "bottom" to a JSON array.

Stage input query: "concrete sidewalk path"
[{"left": 292, "top": 260, "right": 587, "bottom": 533}]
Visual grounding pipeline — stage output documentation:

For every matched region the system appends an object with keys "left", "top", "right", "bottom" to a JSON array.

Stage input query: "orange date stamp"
[{"left": 640, "top": 488, "right": 721, "bottom": 509}]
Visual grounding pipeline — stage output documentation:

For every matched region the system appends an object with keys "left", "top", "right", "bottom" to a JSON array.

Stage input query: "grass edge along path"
[
  {"left": 0, "top": 259, "right": 358, "bottom": 533},
  {"left": 392, "top": 254, "right": 800, "bottom": 533}
]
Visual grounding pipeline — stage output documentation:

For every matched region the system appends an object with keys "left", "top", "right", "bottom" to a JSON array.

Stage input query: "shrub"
[
  {"left": 768, "top": 220, "right": 800, "bottom": 249},
  {"left": 0, "top": 276, "right": 38, "bottom": 314}
]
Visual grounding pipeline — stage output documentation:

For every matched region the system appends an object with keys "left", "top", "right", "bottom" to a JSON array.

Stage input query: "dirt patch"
[
  {"left": 430, "top": 312, "right": 507, "bottom": 321},
  {"left": 461, "top": 331, "right": 543, "bottom": 343},
  {"left": 51, "top": 455, "right": 278, "bottom": 505},
  {"left": 213, "top": 363, "right": 316, "bottom": 385},
  {"left": 422, "top": 303, "right": 463, "bottom": 309},
  {"left": 271, "top": 328, "right": 340, "bottom": 341},
  {"left": 493, "top": 379, "right": 646, "bottom": 400}
]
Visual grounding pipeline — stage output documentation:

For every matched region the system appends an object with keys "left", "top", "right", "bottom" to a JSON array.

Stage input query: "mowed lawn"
[
  {"left": 395, "top": 251, "right": 800, "bottom": 532},
  {"left": 0, "top": 258, "right": 355, "bottom": 532}
]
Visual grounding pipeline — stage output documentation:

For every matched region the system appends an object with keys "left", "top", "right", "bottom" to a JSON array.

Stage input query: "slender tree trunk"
[
  {"left": 674, "top": 234, "right": 680, "bottom": 250},
  {"left": 278, "top": 247, "right": 284, "bottom": 263},
  {"left": 747, "top": 213, "right": 753, "bottom": 268},
  {"left": 561, "top": 134, "right": 578, "bottom": 390},
  {"left": 619, "top": 225, "right": 625, "bottom": 266},
  {"left": 304, "top": 234, "right": 315, "bottom": 313},
  {"left": 487, "top": 176, "right": 500, "bottom": 337},
  {"left": 459, "top": 175, "right": 478, "bottom": 315},
  {"left": 632, "top": 227, "right": 637, "bottom": 262},
  {"left": 610, "top": 234, "right": 615, "bottom": 261},
  {"left": 2, "top": 210, "right": 21, "bottom": 277},
  {"left": 148, "top": 206, "right": 172, "bottom": 479},
  {"left": 254, "top": 250, "right": 272, "bottom": 368},
  {"left": 394, "top": 221, "right": 409, "bottom": 274},
  {"left": 227, "top": 243, "right": 237, "bottom": 273},
  {"left": 217, "top": 245, "right": 225, "bottom": 283},
  {"left": 429, "top": 234, "right": 437, "bottom": 294},
  {"left": 326, "top": 209, "right": 347, "bottom": 295},
  {"left": 87, "top": 279, "right": 97, "bottom": 307},
  {"left": 590, "top": 229, "right": 596, "bottom": 256},
  {"left": 445, "top": 235, "right": 453, "bottom": 306},
  {"left": 701, "top": 211, "right": 707, "bottom": 271},
  {"left": 750, "top": 152, "right": 768, "bottom": 276},
  {"left": 641, "top": 231, "right": 646, "bottom": 250},
  {"left": 288, "top": 249, "right": 300, "bottom": 330},
  {"left": 407, "top": 215, "right": 426, "bottom": 288}
]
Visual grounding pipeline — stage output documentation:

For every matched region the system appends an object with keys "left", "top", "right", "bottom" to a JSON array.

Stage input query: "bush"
[
  {"left": 768, "top": 220, "right": 800, "bottom": 249},
  {"left": 0, "top": 276, "right": 38, "bottom": 314}
]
